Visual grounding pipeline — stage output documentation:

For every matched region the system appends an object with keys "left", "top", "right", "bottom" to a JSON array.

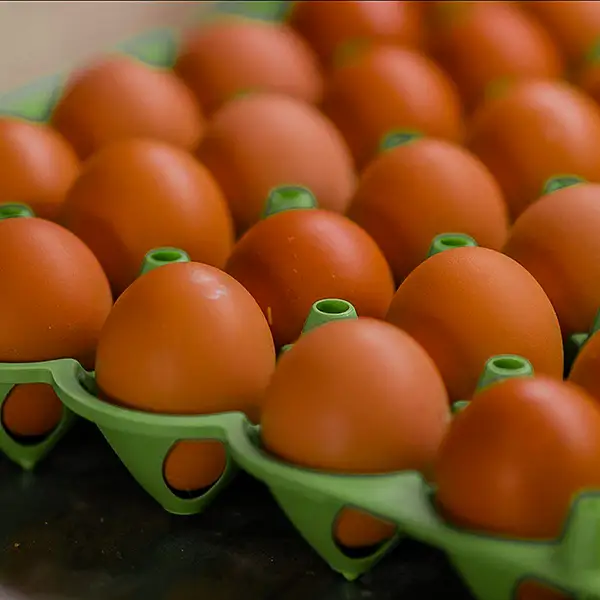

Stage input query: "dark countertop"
[{"left": 0, "top": 422, "right": 473, "bottom": 600}]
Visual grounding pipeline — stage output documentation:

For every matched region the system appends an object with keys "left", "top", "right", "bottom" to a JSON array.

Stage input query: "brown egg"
[
  {"left": 174, "top": 20, "right": 323, "bottom": 114},
  {"left": 262, "top": 317, "right": 450, "bottom": 548},
  {"left": 426, "top": 1, "right": 563, "bottom": 112},
  {"left": 0, "top": 212, "right": 113, "bottom": 437},
  {"left": 51, "top": 56, "right": 204, "bottom": 159},
  {"left": 225, "top": 187, "right": 394, "bottom": 349},
  {"left": 0, "top": 118, "right": 80, "bottom": 221},
  {"left": 503, "top": 181, "right": 600, "bottom": 338},
  {"left": 386, "top": 245, "right": 564, "bottom": 402},
  {"left": 95, "top": 260, "right": 275, "bottom": 492},
  {"left": 196, "top": 93, "right": 356, "bottom": 235},
  {"left": 60, "top": 138, "right": 234, "bottom": 296},
  {"left": 436, "top": 376, "right": 600, "bottom": 540},
  {"left": 320, "top": 45, "right": 463, "bottom": 169},
  {"left": 288, "top": 0, "right": 425, "bottom": 67},
  {"left": 347, "top": 134, "right": 509, "bottom": 283},
  {"left": 467, "top": 79, "right": 600, "bottom": 220}
]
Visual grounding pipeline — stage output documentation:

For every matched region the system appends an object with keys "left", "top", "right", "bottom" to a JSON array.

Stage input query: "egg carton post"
[{"left": 0, "top": 351, "right": 597, "bottom": 600}]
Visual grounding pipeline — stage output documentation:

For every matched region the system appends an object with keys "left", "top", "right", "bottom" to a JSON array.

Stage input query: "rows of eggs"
[{"left": 3, "top": 3, "right": 600, "bottom": 598}]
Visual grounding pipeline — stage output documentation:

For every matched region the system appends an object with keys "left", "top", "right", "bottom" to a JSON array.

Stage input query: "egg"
[
  {"left": 261, "top": 317, "right": 450, "bottom": 548},
  {"left": 347, "top": 134, "right": 509, "bottom": 283},
  {"left": 503, "top": 180, "right": 600, "bottom": 338},
  {"left": 320, "top": 45, "right": 463, "bottom": 169},
  {"left": 435, "top": 376, "right": 600, "bottom": 540},
  {"left": 426, "top": 1, "right": 563, "bottom": 112},
  {"left": 50, "top": 55, "right": 204, "bottom": 159},
  {"left": 60, "top": 138, "right": 234, "bottom": 296},
  {"left": 467, "top": 79, "right": 600, "bottom": 220},
  {"left": 174, "top": 19, "right": 323, "bottom": 114},
  {"left": 0, "top": 212, "right": 112, "bottom": 437},
  {"left": 521, "top": 1, "right": 600, "bottom": 66},
  {"left": 225, "top": 186, "right": 394, "bottom": 349},
  {"left": 95, "top": 260, "right": 275, "bottom": 492},
  {"left": 288, "top": 0, "right": 425, "bottom": 67},
  {"left": 0, "top": 118, "right": 80, "bottom": 221},
  {"left": 196, "top": 93, "right": 356, "bottom": 236},
  {"left": 386, "top": 245, "right": 564, "bottom": 401}
]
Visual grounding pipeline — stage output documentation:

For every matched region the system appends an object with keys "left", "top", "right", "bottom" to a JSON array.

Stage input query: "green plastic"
[
  {"left": 476, "top": 355, "right": 534, "bottom": 391},
  {"left": 0, "top": 384, "right": 76, "bottom": 471},
  {"left": 279, "top": 299, "right": 358, "bottom": 356},
  {"left": 378, "top": 130, "right": 423, "bottom": 153},
  {"left": 0, "top": 356, "right": 597, "bottom": 596},
  {"left": 262, "top": 185, "right": 318, "bottom": 219},
  {"left": 565, "top": 308, "right": 600, "bottom": 376},
  {"left": 0, "top": 202, "right": 35, "bottom": 220},
  {"left": 585, "top": 37, "right": 600, "bottom": 64},
  {"left": 139, "top": 247, "right": 191, "bottom": 276},
  {"left": 427, "top": 233, "right": 478, "bottom": 259},
  {"left": 542, "top": 175, "right": 586, "bottom": 196}
]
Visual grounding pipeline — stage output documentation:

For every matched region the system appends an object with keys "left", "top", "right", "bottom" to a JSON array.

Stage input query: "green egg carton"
[{"left": 0, "top": 350, "right": 598, "bottom": 600}]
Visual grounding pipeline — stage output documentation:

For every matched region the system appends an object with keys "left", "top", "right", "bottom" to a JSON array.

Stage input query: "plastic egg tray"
[{"left": 2, "top": 2, "right": 600, "bottom": 599}]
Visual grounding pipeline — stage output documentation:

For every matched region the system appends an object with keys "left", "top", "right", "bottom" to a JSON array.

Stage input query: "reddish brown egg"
[
  {"left": 347, "top": 134, "right": 509, "bottom": 283},
  {"left": 288, "top": 0, "right": 425, "bottom": 67},
  {"left": 386, "top": 245, "right": 564, "bottom": 402},
  {"left": 0, "top": 118, "right": 80, "bottom": 221},
  {"left": 426, "top": 1, "right": 563, "bottom": 112},
  {"left": 60, "top": 138, "right": 234, "bottom": 296},
  {"left": 321, "top": 45, "right": 463, "bottom": 169},
  {"left": 467, "top": 79, "right": 600, "bottom": 220},
  {"left": 95, "top": 260, "right": 275, "bottom": 492},
  {"left": 174, "top": 19, "right": 323, "bottom": 114},
  {"left": 0, "top": 211, "right": 113, "bottom": 437},
  {"left": 197, "top": 93, "right": 356, "bottom": 235},
  {"left": 51, "top": 56, "right": 204, "bottom": 159},
  {"left": 225, "top": 187, "right": 394, "bottom": 349},
  {"left": 262, "top": 317, "right": 450, "bottom": 548},
  {"left": 436, "top": 376, "right": 600, "bottom": 540}
]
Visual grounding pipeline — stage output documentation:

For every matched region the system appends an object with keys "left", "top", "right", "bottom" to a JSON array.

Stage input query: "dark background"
[{"left": 0, "top": 423, "right": 473, "bottom": 600}]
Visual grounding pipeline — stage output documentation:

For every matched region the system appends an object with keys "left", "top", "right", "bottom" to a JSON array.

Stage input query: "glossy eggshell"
[
  {"left": 50, "top": 56, "right": 205, "bottom": 159},
  {"left": 0, "top": 217, "right": 112, "bottom": 437},
  {"left": 95, "top": 261, "right": 275, "bottom": 491},
  {"left": 0, "top": 118, "right": 80, "bottom": 221},
  {"left": 569, "top": 331, "right": 600, "bottom": 401},
  {"left": 288, "top": 0, "right": 425, "bottom": 67},
  {"left": 320, "top": 45, "right": 463, "bottom": 169},
  {"left": 225, "top": 209, "right": 395, "bottom": 349},
  {"left": 60, "top": 138, "right": 234, "bottom": 296},
  {"left": 174, "top": 20, "right": 323, "bottom": 114},
  {"left": 196, "top": 93, "right": 356, "bottom": 236},
  {"left": 386, "top": 246, "right": 564, "bottom": 402},
  {"left": 347, "top": 137, "right": 509, "bottom": 283},
  {"left": 261, "top": 317, "right": 450, "bottom": 547},
  {"left": 521, "top": 1, "right": 600, "bottom": 65},
  {"left": 435, "top": 376, "right": 600, "bottom": 540},
  {"left": 503, "top": 183, "right": 600, "bottom": 338},
  {"left": 466, "top": 80, "right": 600, "bottom": 220},
  {"left": 426, "top": 2, "right": 563, "bottom": 112},
  {"left": 0, "top": 217, "right": 113, "bottom": 365}
]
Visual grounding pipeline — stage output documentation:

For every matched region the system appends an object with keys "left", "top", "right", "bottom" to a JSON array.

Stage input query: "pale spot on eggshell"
[{"left": 190, "top": 268, "right": 228, "bottom": 300}]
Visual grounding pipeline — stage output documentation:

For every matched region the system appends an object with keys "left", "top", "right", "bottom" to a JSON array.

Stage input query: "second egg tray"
[{"left": 0, "top": 355, "right": 598, "bottom": 600}]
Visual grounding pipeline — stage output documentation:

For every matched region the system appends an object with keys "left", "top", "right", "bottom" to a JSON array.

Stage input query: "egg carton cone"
[{"left": 0, "top": 351, "right": 598, "bottom": 600}]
